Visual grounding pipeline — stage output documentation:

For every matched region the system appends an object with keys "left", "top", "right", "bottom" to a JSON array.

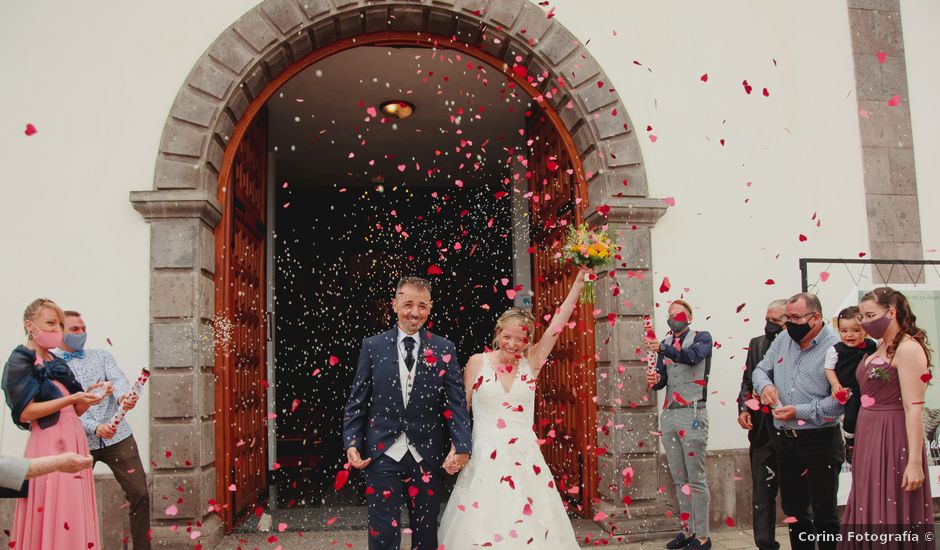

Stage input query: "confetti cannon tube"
[
  {"left": 108, "top": 368, "right": 150, "bottom": 430},
  {"left": 644, "top": 316, "right": 657, "bottom": 387}
]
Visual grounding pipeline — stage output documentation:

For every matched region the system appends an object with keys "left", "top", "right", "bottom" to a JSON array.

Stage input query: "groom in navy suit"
[{"left": 343, "top": 276, "right": 472, "bottom": 550}]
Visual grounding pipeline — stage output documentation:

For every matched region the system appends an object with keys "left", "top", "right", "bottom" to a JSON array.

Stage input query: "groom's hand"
[{"left": 347, "top": 447, "right": 371, "bottom": 469}]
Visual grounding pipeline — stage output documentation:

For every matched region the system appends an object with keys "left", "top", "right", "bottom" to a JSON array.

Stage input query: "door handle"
[{"left": 265, "top": 311, "right": 273, "bottom": 342}]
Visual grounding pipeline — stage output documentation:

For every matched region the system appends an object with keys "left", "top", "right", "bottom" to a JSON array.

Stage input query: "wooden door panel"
[
  {"left": 216, "top": 109, "right": 269, "bottom": 529},
  {"left": 528, "top": 112, "right": 598, "bottom": 517}
]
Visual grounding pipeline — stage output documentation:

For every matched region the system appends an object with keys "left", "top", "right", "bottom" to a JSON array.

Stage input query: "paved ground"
[{"left": 217, "top": 525, "right": 794, "bottom": 549}]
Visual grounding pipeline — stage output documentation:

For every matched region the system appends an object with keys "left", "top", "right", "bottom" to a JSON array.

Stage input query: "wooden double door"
[
  {"left": 215, "top": 109, "right": 269, "bottom": 529},
  {"left": 527, "top": 113, "right": 599, "bottom": 517},
  {"left": 212, "top": 106, "right": 598, "bottom": 528}
]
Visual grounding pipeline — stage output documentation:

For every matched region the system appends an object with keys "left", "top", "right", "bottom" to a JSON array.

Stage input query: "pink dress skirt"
[{"left": 10, "top": 381, "right": 99, "bottom": 549}]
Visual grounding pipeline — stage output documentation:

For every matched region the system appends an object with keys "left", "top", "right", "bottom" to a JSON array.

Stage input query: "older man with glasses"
[{"left": 752, "top": 292, "right": 844, "bottom": 550}]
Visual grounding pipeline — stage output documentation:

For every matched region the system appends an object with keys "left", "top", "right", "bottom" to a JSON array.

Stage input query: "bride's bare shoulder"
[{"left": 465, "top": 353, "right": 485, "bottom": 373}]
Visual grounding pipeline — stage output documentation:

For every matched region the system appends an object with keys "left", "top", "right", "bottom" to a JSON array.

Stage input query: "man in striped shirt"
[{"left": 752, "top": 292, "right": 843, "bottom": 550}]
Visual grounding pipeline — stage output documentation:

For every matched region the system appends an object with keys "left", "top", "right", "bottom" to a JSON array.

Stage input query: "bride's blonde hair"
[{"left": 491, "top": 308, "right": 536, "bottom": 350}]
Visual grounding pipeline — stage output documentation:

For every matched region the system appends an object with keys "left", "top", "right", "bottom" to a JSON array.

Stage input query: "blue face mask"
[{"left": 63, "top": 332, "right": 87, "bottom": 351}]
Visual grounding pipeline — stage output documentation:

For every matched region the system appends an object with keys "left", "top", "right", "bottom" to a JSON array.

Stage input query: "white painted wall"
[
  {"left": 0, "top": 0, "right": 936, "bottom": 464},
  {"left": 0, "top": 0, "right": 260, "bottom": 470},
  {"left": 550, "top": 0, "right": 937, "bottom": 449},
  {"left": 902, "top": 0, "right": 940, "bottom": 280}
]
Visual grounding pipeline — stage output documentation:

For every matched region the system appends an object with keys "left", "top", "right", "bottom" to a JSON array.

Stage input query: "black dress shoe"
[
  {"left": 665, "top": 532, "right": 694, "bottom": 549},
  {"left": 687, "top": 538, "right": 711, "bottom": 550}
]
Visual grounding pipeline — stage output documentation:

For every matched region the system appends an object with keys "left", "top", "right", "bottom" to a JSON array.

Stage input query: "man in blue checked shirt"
[
  {"left": 752, "top": 293, "right": 843, "bottom": 550},
  {"left": 58, "top": 311, "right": 151, "bottom": 550}
]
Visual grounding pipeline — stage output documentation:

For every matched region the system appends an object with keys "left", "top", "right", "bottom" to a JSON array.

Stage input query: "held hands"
[
  {"left": 644, "top": 340, "right": 660, "bottom": 354},
  {"left": 346, "top": 447, "right": 372, "bottom": 470},
  {"left": 95, "top": 423, "right": 117, "bottom": 439},
  {"left": 646, "top": 370, "right": 661, "bottom": 386},
  {"left": 444, "top": 448, "right": 470, "bottom": 475},
  {"left": 901, "top": 461, "right": 925, "bottom": 492}
]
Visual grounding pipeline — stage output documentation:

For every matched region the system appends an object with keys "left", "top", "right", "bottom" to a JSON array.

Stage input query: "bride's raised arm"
[{"left": 528, "top": 266, "right": 591, "bottom": 377}]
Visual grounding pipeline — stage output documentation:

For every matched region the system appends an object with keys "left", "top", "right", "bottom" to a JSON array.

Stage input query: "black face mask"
[
  {"left": 764, "top": 321, "right": 783, "bottom": 341},
  {"left": 785, "top": 320, "right": 813, "bottom": 343}
]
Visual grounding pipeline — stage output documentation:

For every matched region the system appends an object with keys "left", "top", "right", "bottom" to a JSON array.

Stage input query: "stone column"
[
  {"left": 587, "top": 196, "right": 677, "bottom": 537},
  {"left": 130, "top": 189, "right": 223, "bottom": 547},
  {"left": 848, "top": 0, "right": 924, "bottom": 282}
]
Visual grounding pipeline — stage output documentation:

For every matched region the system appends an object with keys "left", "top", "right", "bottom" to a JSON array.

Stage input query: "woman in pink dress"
[
  {"left": 840, "top": 287, "right": 933, "bottom": 549},
  {"left": 2, "top": 298, "right": 108, "bottom": 549}
]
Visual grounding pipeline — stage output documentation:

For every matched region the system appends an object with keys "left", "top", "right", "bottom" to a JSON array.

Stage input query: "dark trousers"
[
  {"left": 364, "top": 453, "right": 441, "bottom": 550},
  {"left": 772, "top": 426, "right": 844, "bottom": 550},
  {"left": 91, "top": 434, "right": 150, "bottom": 550},
  {"left": 750, "top": 430, "right": 780, "bottom": 549}
]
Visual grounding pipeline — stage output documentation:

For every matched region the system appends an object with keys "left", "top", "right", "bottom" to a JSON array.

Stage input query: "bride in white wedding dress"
[{"left": 439, "top": 268, "right": 589, "bottom": 549}]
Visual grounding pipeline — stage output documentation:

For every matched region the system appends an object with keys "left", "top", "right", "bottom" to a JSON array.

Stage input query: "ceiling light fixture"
[{"left": 380, "top": 100, "right": 415, "bottom": 119}]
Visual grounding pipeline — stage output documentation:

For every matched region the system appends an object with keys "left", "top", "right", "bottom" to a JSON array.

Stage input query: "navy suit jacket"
[{"left": 342, "top": 327, "right": 472, "bottom": 470}]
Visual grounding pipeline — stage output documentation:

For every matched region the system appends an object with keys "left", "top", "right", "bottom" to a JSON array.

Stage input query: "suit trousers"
[
  {"left": 365, "top": 452, "right": 441, "bottom": 550},
  {"left": 91, "top": 434, "right": 150, "bottom": 550},
  {"left": 750, "top": 419, "right": 780, "bottom": 550},
  {"left": 661, "top": 403, "right": 710, "bottom": 538},
  {"left": 771, "top": 426, "right": 843, "bottom": 550}
]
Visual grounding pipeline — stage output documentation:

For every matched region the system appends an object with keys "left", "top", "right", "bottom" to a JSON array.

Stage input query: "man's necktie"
[
  {"left": 403, "top": 336, "right": 416, "bottom": 371},
  {"left": 673, "top": 336, "right": 682, "bottom": 352}
]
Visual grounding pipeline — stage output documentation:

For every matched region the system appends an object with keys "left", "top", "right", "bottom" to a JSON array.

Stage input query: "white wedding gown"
[{"left": 438, "top": 354, "right": 579, "bottom": 549}]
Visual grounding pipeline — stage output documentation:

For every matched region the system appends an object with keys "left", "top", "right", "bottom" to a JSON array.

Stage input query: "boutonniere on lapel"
[{"left": 422, "top": 348, "right": 453, "bottom": 378}]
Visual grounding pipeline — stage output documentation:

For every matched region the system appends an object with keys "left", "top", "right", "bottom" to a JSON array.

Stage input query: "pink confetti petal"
[
  {"left": 680, "top": 484, "right": 691, "bottom": 496},
  {"left": 887, "top": 95, "right": 901, "bottom": 107},
  {"left": 877, "top": 51, "right": 887, "bottom": 64},
  {"left": 24, "top": 123, "right": 37, "bottom": 136},
  {"left": 861, "top": 394, "right": 876, "bottom": 408},
  {"left": 745, "top": 398, "right": 760, "bottom": 411},
  {"left": 819, "top": 271, "right": 830, "bottom": 282},
  {"left": 663, "top": 197, "right": 676, "bottom": 207},
  {"left": 165, "top": 504, "right": 178, "bottom": 516}
]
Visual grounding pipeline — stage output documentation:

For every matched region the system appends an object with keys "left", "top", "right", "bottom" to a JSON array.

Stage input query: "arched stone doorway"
[{"left": 130, "top": 1, "right": 667, "bottom": 545}]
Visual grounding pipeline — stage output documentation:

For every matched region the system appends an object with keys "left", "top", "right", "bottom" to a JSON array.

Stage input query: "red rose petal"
[{"left": 333, "top": 469, "right": 349, "bottom": 492}]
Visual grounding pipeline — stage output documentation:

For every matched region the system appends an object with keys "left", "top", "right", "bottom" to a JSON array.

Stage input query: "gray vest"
[{"left": 663, "top": 330, "right": 711, "bottom": 404}]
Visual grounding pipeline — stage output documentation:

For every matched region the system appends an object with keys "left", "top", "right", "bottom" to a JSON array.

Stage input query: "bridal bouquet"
[{"left": 562, "top": 223, "right": 616, "bottom": 304}]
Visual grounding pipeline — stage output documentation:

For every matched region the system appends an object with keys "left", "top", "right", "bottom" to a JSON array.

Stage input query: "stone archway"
[{"left": 130, "top": 0, "right": 667, "bottom": 545}]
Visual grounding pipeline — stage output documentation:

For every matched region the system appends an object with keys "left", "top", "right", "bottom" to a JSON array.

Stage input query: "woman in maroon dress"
[{"left": 840, "top": 287, "right": 933, "bottom": 548}]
